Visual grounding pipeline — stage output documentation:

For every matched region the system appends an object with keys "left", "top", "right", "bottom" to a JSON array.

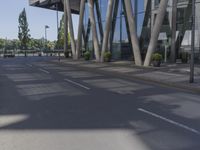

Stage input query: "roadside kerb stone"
[{"left": 52, "top": 59, "right": 200, "bottom": 93}]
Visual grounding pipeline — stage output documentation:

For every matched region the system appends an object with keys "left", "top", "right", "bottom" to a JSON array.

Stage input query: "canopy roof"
[{"left": 29, "top": 0, "right": 80, "bottom": 14}]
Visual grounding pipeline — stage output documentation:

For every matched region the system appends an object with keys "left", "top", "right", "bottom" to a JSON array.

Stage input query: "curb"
[
  {"left": 52, "top": 59, "right": 200, "bottom": 94},
  {"left": 128, "top": 74, "right": 200, "bottom": 94}
]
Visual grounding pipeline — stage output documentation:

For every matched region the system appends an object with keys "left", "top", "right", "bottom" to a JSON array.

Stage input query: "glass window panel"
[
  {"left": 121, "top": 17, "right": 128, "bottom": 43},
  {"left": 112, "top": 18, "right": 121, "bottom": 59},
  {"left": 100, "top": 0, "right": 107, "bottom": 21}
]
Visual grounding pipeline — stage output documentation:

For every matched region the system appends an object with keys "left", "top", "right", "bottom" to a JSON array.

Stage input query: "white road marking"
[
  {"left": 39, "top": 69, "right": 50, "bottom": 74},
  {"left": 64, "top": 79, "right": 90, "bottom": 90},
  {"left": 138, "top": 108, "right": 200, "bottom": 135},
  {"left": 27, "top": 64, "right": 33, "bottom": 67},
  {"left": 0, "top": 114, "right": 29, "bottom": 128}
]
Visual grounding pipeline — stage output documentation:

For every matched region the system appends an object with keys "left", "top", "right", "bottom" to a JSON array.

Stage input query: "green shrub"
[
  {"left": 152, "top": 53, "right": 163, "bottom": 61},
  {"left": 84, "top": 51, "right": 91, "bottom": 60},
  {"left": 103, "top": 51, "right": 112, "bottom": 62}
]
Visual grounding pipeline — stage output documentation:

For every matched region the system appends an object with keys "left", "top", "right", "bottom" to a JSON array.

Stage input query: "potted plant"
[
  {"left": 151, "top": 53, "right": 163, "bottom": 67},
  {"left": 181, "top": 52, "right": 188, "bottom": 63},
  {"left": 64, "top": 51, "right": 69, "bottom": 58},
  {"left": 103, "top": 51, "right": 112, "bottom": 62},
  {"left": 84, "top": 51, "right": 91, "bottom": 61}
]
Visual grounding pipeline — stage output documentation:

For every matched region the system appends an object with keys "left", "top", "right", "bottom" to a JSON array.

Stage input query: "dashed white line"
[
  {"left": 138, "top": 108, "right": 200, "bottom": 135},
  {"left": 39, "top": 68, "right": 50, "bottom": 74},
  {"left": 64, "top": 79, "right": 90, "bottom": 90},
  {"left": 27, "top": 64, "right": 33, "bottom": 67}
]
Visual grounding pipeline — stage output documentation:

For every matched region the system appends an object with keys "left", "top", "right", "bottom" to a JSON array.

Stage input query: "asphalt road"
[{"left": 0, "top": 57, "right": 200, "bottom": 150}]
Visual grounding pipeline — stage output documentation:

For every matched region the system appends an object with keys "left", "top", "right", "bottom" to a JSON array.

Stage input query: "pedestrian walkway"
[{"left": 52, "top": 59, "right": 200, "bottom": 93}]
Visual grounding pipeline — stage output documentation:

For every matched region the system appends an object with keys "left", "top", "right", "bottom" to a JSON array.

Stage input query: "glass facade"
[
  {"left": 31, "top": 0, "right": 200, "bottom": 62},
  {"left": 142, "top": 0, "right": 200, "bottom": 61},
  {"left": 83, "top": 0, "right": 139, "bottom": 60}
]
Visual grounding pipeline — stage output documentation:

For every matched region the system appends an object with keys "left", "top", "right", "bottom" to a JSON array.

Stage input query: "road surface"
[{"left": 0, "top": 57, "right": 200, "bottom": 150}]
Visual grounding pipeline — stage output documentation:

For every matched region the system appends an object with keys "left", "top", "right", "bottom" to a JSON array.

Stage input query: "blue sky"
[
  {"left": 0, "top": 0, "right": 143, "bottom": 41},
  {"left": 0, "top": 0, "right": 79, "bottom": 41}
]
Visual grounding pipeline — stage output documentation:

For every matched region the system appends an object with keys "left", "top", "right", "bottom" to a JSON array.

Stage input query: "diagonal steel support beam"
[
  {"left": 122, "top": 0, "right": 133, "bottom": 56},
  {"left": 85, "top": 19, "right": 91, "bottom": 50},
  {"left": 124, "top": 0, "right": 142, "bottom": 66},
  {"left": 82, "top": 24, "right": 86, "bottom": 50},
  {"left": 110, "top": 0, "right": 119, "bottom": 52},
  {"left": 63, "top": 1, "right": 68, "bottom": 54},
  {"left": 88, "top": 0, "right": 100, "bottom": 61},
  {"left": 95, "top": 0, "right": 104, "bottom": 44},
  {"left": 100, "top": 0, "right": 115, "bottom": 62},
  {"left": 76, "top": 0, "right": 86, "bottom": 59},
  {"left": 63, "top": 0, "right": 76, "bottom": 59},
  {"left": 170, "top": 0, "right": 177, "bottom": 62},
  {"left": 144, "top": 0, "right": 169, "bottom": 66}
]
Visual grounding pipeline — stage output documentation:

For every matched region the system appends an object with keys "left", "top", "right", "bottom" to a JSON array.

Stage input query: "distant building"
[{"left": 82, "top": 0, "right": 139, "bottom": 60}]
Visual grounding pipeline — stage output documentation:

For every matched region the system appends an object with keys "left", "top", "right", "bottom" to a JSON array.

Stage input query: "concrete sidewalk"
[{"left": 52, "top": 59, "right": 200, "bottom": 93}]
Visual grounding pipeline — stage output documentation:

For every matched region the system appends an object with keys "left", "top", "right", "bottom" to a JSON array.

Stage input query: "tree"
[
  {"left": 18, "top": 8, "right": 31, "bottom": 56},
  {"left": 11, "top": 39, "right": 20, "bottom": 50},
  {"left": 4, "top": 40, "right": 16, "bottom": 51},
  {"left": 33, "top": 38, "right": 44, "bottom": 50},
  {"left": 47, "top": 41, "right": 55, "bottom": 50},
  {"left": 56, "top": 14, "right": 70, "bottom": 50},
  {"left": 0, "top": 39, "right": 4, "bottom": 50},
  {"left": 27, "top": 38, "right": 35, "bottom": 50},
  {"left": 56, "top": 15, "right": 64, "bottom": 49}
]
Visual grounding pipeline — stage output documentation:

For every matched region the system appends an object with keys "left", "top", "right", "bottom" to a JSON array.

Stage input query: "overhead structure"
[
  {"left": 29, "top": 0, "right": 143, "bottom": 63},
  {"left": 29, "top": 0, "right": 200, "bottom": 65},
  {"left": 29, "top": 0, "right": 80, "bottom": 14},
  {"left": 29, "top": 0, "right": 81, "bottom": 60}
]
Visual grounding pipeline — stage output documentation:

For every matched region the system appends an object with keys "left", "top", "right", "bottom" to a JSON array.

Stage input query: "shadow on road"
[{"left": 0, "top": 57, "right": 200, "bottom": 150}]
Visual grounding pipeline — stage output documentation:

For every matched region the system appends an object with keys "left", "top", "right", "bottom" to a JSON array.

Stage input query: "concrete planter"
[{"left": 152, "top": 61, "right": 161, "bottom": 67}]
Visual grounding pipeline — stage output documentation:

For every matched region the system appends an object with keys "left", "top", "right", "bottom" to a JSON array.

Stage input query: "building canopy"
[{"left": 29, "top": 0, "right": 80, "bottom": 14}]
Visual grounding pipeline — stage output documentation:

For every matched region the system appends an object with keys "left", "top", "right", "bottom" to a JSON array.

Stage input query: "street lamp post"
[
  {"left": 45, "top": 25, "right": 50, "bottom": 56},
  {"left": 190, "top": 0, "right": 195, "bottom": 83}
]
